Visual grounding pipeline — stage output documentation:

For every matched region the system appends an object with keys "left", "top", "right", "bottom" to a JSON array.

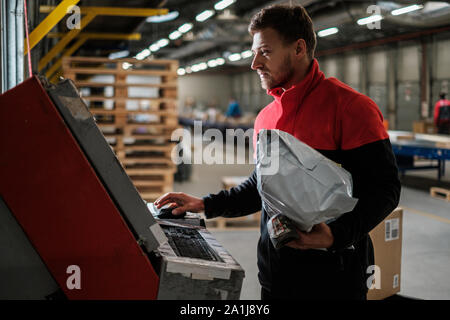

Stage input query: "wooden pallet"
[
  {"left": 206, "top": 213, "right": 261, "bottom": 230},
  {"left": 63, "top": 56, "right": 179, "bottom": 199},
  {"left": 98, "top": 124, "right": 181, "bottom": 136},
  {"left": 430, "top": 187, "right": 450, "bottom": 201},
  {"left": 120, "top": 157, "right": 174, "bottom": 165}
]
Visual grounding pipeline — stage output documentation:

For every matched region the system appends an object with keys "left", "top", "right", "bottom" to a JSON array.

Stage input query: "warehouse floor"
[{"left": 173, "top": 138, "right": 450, "bottom": 300}]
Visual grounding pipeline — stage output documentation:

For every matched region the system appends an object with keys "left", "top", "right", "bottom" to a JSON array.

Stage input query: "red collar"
[{"left": 267, "top": 59, "right": 324, "bottom": 105}]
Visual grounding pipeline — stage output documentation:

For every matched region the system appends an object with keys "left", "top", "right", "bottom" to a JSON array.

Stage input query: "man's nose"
[{"left": 251, "top": 54, "right": 263, "bottom": 71}]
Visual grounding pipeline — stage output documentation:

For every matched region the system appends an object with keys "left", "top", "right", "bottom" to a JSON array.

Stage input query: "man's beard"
[{"left": 260, "top": 54, "right": 294, "bottom": 90}]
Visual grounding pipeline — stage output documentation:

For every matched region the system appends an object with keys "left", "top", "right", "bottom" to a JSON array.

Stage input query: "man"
[
  {"left": 155, "top": 4, "right": 400, "bottom": 300},
  {"left": 434, "top": 92, "right": 450, "bottom": 134}
]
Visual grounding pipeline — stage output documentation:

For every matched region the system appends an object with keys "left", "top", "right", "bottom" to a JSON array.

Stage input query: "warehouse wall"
[
  {"left": 317, "top": 43, "right": 424, "bottom": 131},
  {"left": 314, "top": 35, "right": 450, "bottom": 131},
  {"left": 396, "top": 44, "right": 421, "bottom": 131},
  {"left": 230, "top": 71, "right": 272, "bottom": 114},
  {"left": 177, "top": 34, "right": 450, "bottom": 129},
  {"left": 432, "top": 38, "right": 450, "bottom": 119},
  {"left": 367, "top": 49, "right": 388, "bottom": 116},
  {"left": 177, "top": 74, "right": 232, "bottom": 113}
]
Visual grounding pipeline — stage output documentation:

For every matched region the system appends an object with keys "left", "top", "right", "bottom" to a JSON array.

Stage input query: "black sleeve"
[
  {"left": 202, "top": 169, "right": 262, "bottom": 219},
  {"left": 327, "top": 139, "right": 401, "bottom": 252}
]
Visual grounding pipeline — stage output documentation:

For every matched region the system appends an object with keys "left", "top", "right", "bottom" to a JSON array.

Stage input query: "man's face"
[{"left": 251, "top": 28, "right": 296, "bottom": 90}]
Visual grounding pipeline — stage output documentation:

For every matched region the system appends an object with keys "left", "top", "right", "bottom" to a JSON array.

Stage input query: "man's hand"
[
  {"left": 154, "top": 192, "right": 205, "bottom": 215},
  {"left": 286, "top": 223, "right": 334, "bottom": 250}
]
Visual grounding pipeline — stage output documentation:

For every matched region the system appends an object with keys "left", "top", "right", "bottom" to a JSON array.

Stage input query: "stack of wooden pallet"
[{"left": 62, "top": 56, "right": 179, "bottom": 201}]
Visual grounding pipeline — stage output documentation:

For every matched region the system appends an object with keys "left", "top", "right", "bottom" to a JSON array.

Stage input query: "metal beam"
[
  {"left": 38, "top": 11, "right": 96, "bottom": 71},
  {"left": 45, "top": 36, "right": 88, "bottom": 79},
  {"left": 25, "top": 0, "right": 80, "bottom": 53},
  {"left": 45, "top": 33, "right": 141, "bottom": 78},
  {"left": 49, "top": 70, "right": 63, "bottom": 84},
  {"left": 39, "top": 6, "right": 168, "bottom": 17},
  {"left": 316, "top": 25, "right": 450, "bottom": 57},
  {"left": 46, "top": 32, "right": 141, "bottom": 41},
  {"left": 38, "top": 7, "right": 167, "bottom": 72}
]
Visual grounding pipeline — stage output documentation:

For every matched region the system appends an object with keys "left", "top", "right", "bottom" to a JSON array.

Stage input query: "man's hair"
[
  {"left": 440, "top": 92, "right": 447, "bottom": 99},
  {"left": 248, "top": 4, "right": 317, "bottom": 60}
]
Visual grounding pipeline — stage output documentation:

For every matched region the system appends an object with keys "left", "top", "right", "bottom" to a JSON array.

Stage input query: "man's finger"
[
  {"left": 155, "top": 193, "right": 171, "bottom": 205},
  {"left": 155, "top": 199, "right": 171, "bottom": 208},
  {"left": 286, "top": 238, "right": 303, "bottom": 249},
  {"left": 155, "top": 193, "right": 175, "bottom": 208},
  {"left": 296, "top": 230, "right": 308, "bottom": 244},
  {"left": 286, "top": 242, "right": 308, "bottom": 250}
]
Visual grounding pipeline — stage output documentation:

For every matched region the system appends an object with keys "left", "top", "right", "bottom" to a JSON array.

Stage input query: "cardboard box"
[
  {"left": 367, "top": 207, "right": 403, "bottom": 300},
  {"left": 413, "top": 120, "right": 436, "bottom": 134}
]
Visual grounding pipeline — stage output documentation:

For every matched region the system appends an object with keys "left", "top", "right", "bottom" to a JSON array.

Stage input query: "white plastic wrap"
[{"left": 256, "top": 129, "right": 358, "bottom": 232}]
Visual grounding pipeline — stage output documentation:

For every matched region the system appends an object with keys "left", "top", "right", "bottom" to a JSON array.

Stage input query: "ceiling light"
[
  {"left": 191, "top": 64, "right": 200, "bottom": 72},
  {"left": 196, "top": 10, "right": 215, "bottom": 22},
  {"left": 149, "top": 44, "right": 160, "bottom": 52},
  {"left": 136, "top": 49, "right": 151, "bottom": 60},
  {"left": 198, "top": 62, "right": 208, "bottom": 70},
  {"left": 122, "top": 62, "right": 132, "bottom": 70},
  {"left": 146, "top": 11, "right": 179, "bottom": 23},
  {"left": 109, "top": 50, "right": 129, "bottom": 59},
  {"left": 215, "top": 57, "right": 225, "bottom": 65},
  {"left": 241, "top": 50, "right": 253, "bottom": 59},
  {"left": 317, "top": 27, "right": 339, "bottom": 37},
  {"left": 169, "top": 30, "right": 182, "bottom": 40},
  {"left": 177, "top": 68, "right": 186, "bottom": 76},
  {"left": 391, "top": 4, "right": 423, "bottom": 16},
  {"left": 207, "top": 59, "right": 218, "bottom": 67},
  {"left": 357, "top": 14, "right": 383, "bottom": 25},
  {"left": 157, "top": 38, "right": 169, "bottom": 48},
  {"left": 214, "top": 0, "right": 236, "bottom": 11},
  {"left": 178, "top": 23, "right": 193, "bottom": 33},
  {"left": 228, "top": 53, "right": 241, "bottom": 61},
  {"left": 185, "top": 66, "right": 192, "bottom": 73}
]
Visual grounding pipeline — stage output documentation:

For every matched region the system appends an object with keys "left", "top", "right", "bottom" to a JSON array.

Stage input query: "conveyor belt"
[{"left": 388, "top": 131, "right": 450, "bottom": 180}]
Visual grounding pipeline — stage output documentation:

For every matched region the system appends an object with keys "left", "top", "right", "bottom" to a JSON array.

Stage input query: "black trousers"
[
  {"left": 437, "top": 124, "right": 450, "bottom": 135},
  {"left": 261, "top": 287, "right": 367, "bottom": 300}
]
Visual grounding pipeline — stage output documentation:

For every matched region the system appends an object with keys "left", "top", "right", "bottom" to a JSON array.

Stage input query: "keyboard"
[{"left": 162, "top": 226, "right": 223, "bottom": 262}]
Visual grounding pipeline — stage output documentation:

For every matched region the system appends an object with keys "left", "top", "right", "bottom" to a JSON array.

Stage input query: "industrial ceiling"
[{"left": 35, "top": 0, "right": 450, "bottom": 75}]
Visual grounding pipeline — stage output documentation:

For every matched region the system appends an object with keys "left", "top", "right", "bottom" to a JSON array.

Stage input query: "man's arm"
[
  {"left": 327, "top": 139, "right": 401, "bottom": 252},
  {"left": 155, "top": 169, "right": 262, "bottom": 218},
  {"left": 203, "top": 169, "right": 262, "bottom": 219}
]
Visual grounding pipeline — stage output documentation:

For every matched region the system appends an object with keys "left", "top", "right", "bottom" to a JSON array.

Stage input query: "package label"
[
  {"left": 393, "top": 274, "right": 399, "bottom": 288},
  {"left": 385, "top": 218, "right": 400, "bottom": 241}
]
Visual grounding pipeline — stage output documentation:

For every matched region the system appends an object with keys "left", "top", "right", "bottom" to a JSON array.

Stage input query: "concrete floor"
[{"left": 173, "top": 139, "right": 450, "bottom": 300}]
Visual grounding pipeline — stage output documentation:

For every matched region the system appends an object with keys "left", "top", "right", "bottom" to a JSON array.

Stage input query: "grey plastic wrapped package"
[{"left": 256, "top": 129, "right": 358, "bottom": 233}]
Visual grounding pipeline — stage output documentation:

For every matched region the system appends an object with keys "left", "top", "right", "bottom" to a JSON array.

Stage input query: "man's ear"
[{"left": 295, "top": 39, "right": 307, "bottom": 58}]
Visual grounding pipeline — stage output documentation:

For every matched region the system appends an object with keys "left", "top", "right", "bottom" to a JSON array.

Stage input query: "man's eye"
[{"left": 261, "top": 50, "right": 270, "bottom": 55}]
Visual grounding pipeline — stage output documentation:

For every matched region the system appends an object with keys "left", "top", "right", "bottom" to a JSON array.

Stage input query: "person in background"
[
  {"left": 225, "top": 98, "right": 242, "bottom": 118},
  {"left": 434, "top": 92, "right": 450, "bottom": 134}
]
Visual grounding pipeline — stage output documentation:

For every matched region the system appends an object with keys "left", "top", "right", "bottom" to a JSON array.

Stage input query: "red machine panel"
[{"left": 0, "top": 77, "right": 159, "bottom": 299}]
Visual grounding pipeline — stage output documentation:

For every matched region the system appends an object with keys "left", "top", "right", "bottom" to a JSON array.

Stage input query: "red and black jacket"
[
  {"left": 203, "top": 59, "right": 401, "bottom": 299},
  {"left": 434, "top": 99, "right": 450, "bottom": 126}
]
